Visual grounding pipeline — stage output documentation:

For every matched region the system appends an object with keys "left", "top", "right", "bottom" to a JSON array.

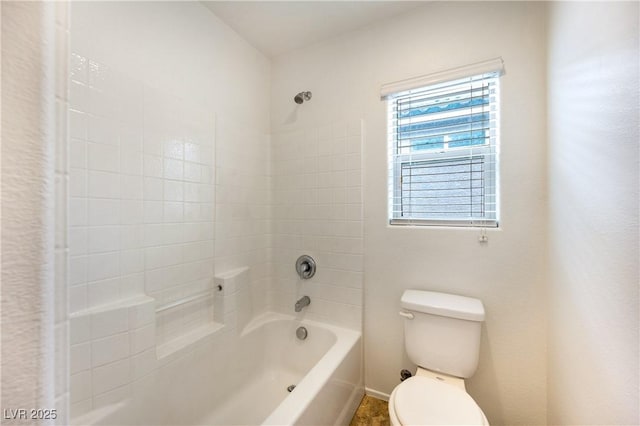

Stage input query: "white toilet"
[{"left": 388, "top": 290, "right": 489, "bottom": 426}]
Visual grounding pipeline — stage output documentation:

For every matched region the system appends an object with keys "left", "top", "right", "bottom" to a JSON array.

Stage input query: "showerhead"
[{"left": 294, "top": 91, "right": 312, "bottom": 104}]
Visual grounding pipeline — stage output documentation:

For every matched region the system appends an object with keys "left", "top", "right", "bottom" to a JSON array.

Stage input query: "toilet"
[{"left": 388, "top": 290, "right": 489, "bottom": 426}]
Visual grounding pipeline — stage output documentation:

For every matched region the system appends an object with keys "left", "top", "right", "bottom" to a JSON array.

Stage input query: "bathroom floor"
[{"left": 350, "top": 395, "right": 390, "bottom": 426}]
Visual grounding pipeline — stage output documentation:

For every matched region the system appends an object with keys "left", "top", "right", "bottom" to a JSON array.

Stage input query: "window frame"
[{"left": 387, "top": 73, "right": 501, "bottom": 228}]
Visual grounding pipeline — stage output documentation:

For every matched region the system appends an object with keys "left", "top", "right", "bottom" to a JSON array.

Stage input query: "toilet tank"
[{"left": 401, "top": 290, "right": 485, "bottom": 378}]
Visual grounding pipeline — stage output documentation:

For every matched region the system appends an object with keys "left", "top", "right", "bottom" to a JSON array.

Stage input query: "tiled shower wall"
[
  {"left": 69, "top": 52, "right": 271, "bottom": 415},
  {"left": 214, "top": 119, "right": 272, "bottom": 320},
  {"left": 67, "top": 52, "right": 217, "bottom": 411},
  {"left": 66, "top": 1, "right": 273, "bottom": 416},
  {"left": 67, "top": 52, "right": 215, "bottom": 331},
  {"left": 271, "top": 120, "right": 364, "bottom": 330}
]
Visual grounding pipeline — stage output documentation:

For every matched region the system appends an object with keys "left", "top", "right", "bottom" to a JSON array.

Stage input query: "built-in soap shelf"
[
  {"left": 68, "top": 268, "right": 253, "bottom": 411},
  {"left": 154, "top": 266, "right": 251, "bottom": 361},
  {"left": 69, "top": 268, "right": 251, "bottom": 364},
  {"left": 70, "top": 294, "right": 156, "bottom": 319}
]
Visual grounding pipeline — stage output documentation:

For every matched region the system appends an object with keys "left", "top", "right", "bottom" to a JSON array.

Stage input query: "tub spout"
[{"left": 295, "top": 296, "right": 311, "bottom": 312}]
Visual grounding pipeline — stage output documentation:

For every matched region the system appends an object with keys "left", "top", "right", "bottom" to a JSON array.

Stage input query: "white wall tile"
[
  {"left": 69, "top": 168, "right": 87, "bottom": 197},
  {"left": 70, "top": 343, "right": 91, "bottom": 374},
  {"left": 71, "top": 315, "right": 91, "bottom": 345},
  {"left": 120, "top": 150, "right": 142, "bottom": 175},
  {"left": 70, "top": 285, "right": 88, "bottom": 314},
  {"left": 88, "top": 226, "right": 120, "bottom": 253},
  {"left": 70, "top": 53, "right": 88, "bottom": 84},
  {"left": 120, "top": 175, "right": 143, "bottom": 200},
  {"left": 143, "top": 133, "right": 163, "bottom": 157},
  {"left": 143, "top": 201, "right": 163, "bottom": 223},
  {"left": 70, "top": 139, "right": 87, "bottom": 168},
  {"left": 164, "top": 181, "right": 183, "bottom": 201},
  {"left": 142, "top": 224, "right": 164, "bottom": 247},
  {"left": 87, "top": 252, "right": 119, "bottom": 281},
  {"left": 91, "top": 333, "right": 130, "bottom": 367},
  {"left": 88, "top": 170, "right": 120, "bottom": 199},
  {"left": 88, "top": 278, "right": 121, "bottom": 307},
  {"left": 69, "top": 256, "right": 88, "bottom": 285},
  {"left": 129, "top": 325, "right": 154, "bottom": 354},
  {"left": 91, "top": 308, "right": 129, "bottom": 339},
  {"left": 143, "top": 177, "right": 163, "bottom": 201},
  {"left": 88, "top": 199, "right": 120, "bottom": 225},
  {"left": 120, "top": 200, "right": 143, "bottom": 225},
  {"left": 69, "top": 198, "right": 87, "bottom": 227},
  {"left": 120, "top": 273, "right": 144, "bottom": 297},
  {"left": 143, "top": 155, "right": 163, "bottom": 178},
  {"left": 69, "top": 110, "right": 88, "bottom": 140},
  {"left": 120, "top": 225, "right": 142, "bottom": 249},
  {"left": 119, "top": 126, "right": 143, "bottom": 151},
  {"left": 70, "top": 81, "right": 90, "bottom": 112},
  {"left": 163, "top": 140, "right": 184, "bottom": 160},
  {"left": 163, "top": 159, "right": 183, "bottom": 180},
  {"left": 92, "top": 358, "right": 130, "bottom": 395},
  {"left": 69, "top": 228, "right": 87, "bottom": 256},
  {"left": 88, "top": 116, "right": 118, "bottom": 146},
  {"left": 88, "top": 142, "right": 119, "bottom": 172},
  {"left": 70, "top": 371, "right": 92, "bottom": 403},
  {"left": 163, "top": 202, "right": 183, "bottom": 222},
  {"left": 128, "top": 302, "right": 154, "bottom": 328},
  {"left": 121, "top": 250, "right": 143, "bottom": 276},
  {"left": 92, "top": 384, "right": 130, "bottom": 410}
]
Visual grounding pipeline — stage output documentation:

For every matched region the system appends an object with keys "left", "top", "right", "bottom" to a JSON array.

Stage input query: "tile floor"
[{"left": 350, "top": 395, "right": 390, "bottom": 426}]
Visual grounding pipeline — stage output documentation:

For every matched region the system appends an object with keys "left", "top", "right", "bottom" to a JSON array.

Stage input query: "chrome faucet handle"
[{"left": 295, "top": 255, "right": 316, "bottom": 279}]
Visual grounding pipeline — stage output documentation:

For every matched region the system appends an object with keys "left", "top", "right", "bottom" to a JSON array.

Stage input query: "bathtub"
[{"left": 73, "top": 312, "right": 363, "bottom": 425}]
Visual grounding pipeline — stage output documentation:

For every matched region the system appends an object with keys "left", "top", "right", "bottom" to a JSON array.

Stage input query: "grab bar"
[{"left": 155, "top": 291, "right": 213, "bottom": 313}]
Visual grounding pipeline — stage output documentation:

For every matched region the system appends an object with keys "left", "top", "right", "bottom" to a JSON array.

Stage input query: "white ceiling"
[{"left": 202, "top": 1, "right": 424, "bottom": 58}]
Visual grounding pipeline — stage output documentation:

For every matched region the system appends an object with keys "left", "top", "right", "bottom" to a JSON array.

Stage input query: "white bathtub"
[{"left": 74, "top": 312, "right": 363, "bottom": 425}]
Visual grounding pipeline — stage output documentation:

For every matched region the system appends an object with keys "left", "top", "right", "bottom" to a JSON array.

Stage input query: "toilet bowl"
[
  {"left": 388, "top": 369, "right": 488, "bottom": 426},
  {"left": 390, "top": 290, "right": 489, "bottom": 425}
]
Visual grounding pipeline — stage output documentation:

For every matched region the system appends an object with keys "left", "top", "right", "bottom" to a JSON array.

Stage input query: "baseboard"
[{"left": 365, "top": 387, "right": 390, "bottom": 402}]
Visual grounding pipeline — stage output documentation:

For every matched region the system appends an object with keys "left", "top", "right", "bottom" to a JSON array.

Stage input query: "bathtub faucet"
[{"left": 295, "top": 296, "right": 311, "bottom": 312}]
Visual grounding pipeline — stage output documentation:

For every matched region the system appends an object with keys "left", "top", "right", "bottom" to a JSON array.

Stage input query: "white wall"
[
  {"left": 272, "top": 2, "right": 548, "bottom": 424},
  {"left": 66, "top": 1, "right": 271, "bottom": 416},
  {"left": 547, "top": 2, "right": 640, "bottom": 424},
  {"left": 1, "top": 1, "right": 70, "bottom": 422}
]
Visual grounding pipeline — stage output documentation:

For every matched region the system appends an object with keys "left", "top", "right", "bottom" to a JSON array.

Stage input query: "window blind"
[{"left": 386, "top": 65, "right": 501, "bottom": 227}]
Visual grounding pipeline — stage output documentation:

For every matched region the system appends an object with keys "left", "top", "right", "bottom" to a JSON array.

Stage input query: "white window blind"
[{"left": 385, "top": 61, "right": 502, "bottom": 227}]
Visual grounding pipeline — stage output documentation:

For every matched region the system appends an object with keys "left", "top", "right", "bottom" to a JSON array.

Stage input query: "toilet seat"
[{"left": 389, "top": 376, "right": 488, "bottom": 425}]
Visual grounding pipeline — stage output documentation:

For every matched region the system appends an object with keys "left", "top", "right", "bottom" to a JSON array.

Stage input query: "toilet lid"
[{"left": 393, "top": 377, "right": 485, "bottom": 425}]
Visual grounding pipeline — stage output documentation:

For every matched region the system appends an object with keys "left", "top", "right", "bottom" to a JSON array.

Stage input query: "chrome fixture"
[
  {"left": 294, "top": 91, "right": 312, "bottom": 104},
  {"left": 295, "top": 296, "right": 311, "bottom": 312},
  {"left": 296, "top": 326, "right": 308, "bottom": 340},
  {"left": 287, "top": 384, "right": 296, "bottom": 392},
  {"left": 295, "top": 255, "right": 316, "bottom": 279}
]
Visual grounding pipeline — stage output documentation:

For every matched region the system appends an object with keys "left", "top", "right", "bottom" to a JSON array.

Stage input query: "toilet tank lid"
[{"left": 401, "top": 290, "right": 485, "bottom": 322}]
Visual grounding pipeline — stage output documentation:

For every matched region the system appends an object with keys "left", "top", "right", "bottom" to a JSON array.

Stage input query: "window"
[{"left": 383, "top": 59, "right": 503, "bottom": 227}]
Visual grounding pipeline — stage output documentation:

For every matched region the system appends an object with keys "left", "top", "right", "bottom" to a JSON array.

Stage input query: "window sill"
[{"left": 389, "top": 218, "right": 499, "bottom": 228}]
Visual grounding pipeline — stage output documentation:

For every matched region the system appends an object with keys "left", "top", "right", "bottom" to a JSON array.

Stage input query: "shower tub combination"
[{"left": 73, "top": 312, "right": 363, "bottom": 425}]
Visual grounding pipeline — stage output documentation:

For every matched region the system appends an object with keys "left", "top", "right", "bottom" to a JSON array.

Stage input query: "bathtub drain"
[{"left": 287, "top": 384, "right": 296, "bottom": 392}]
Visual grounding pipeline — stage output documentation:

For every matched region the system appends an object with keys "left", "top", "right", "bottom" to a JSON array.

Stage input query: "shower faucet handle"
[{"left": 295, "top": 255, "right": 316, "bottom": 279}]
